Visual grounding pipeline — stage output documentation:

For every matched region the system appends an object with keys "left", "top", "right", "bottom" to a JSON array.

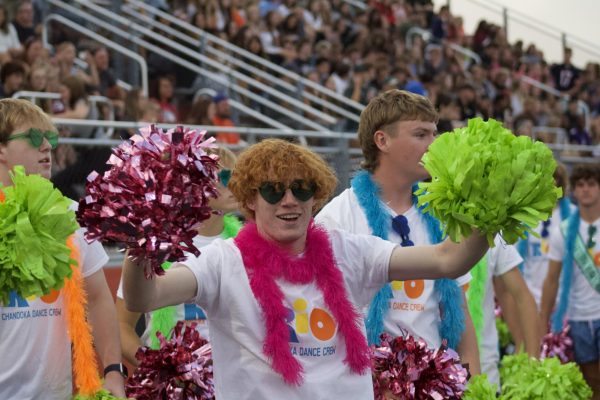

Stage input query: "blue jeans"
[{"left": 568, "top": 319, "right": 600, "bottom": 364}]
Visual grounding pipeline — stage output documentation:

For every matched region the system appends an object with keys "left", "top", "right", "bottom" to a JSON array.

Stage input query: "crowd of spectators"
[{"left": 1, "top": 0, "right": 600, "bottom": 158}]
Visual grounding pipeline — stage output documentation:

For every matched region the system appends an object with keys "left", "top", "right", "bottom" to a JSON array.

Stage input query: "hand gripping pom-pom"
[
  {"left": 371, "top": 333, "right": 468, "bottom": 399},
  {"left": 541, "top": 325, "right": 574, "bottom": 364},
  {"left": 126, "top": 321, "right": 214, "bottom": 400},
  {"left": 416, "top": 118, "right": 562, "bottom": 246},
  {"left": 0, "top": 166, "right": 79, "bottom": 303},
  {"left": 76, "top": 125, "right": 220, "bottom": 277}
]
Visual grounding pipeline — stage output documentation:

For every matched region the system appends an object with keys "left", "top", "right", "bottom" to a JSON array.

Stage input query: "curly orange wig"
[{"left": 228, "top": 139, "right": 337, "bottom": 219}]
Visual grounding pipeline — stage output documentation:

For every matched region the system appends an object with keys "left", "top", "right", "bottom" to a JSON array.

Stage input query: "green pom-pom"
[
  {"left": 416, "top": 118, "right": 562, "bottom": 246},
  {"left": 463, "top": 374, "right": 497, "bottom": 400},
  {"left": 496, "top": 316, "right": 513, "bottom": 349},
  {"left": 500, "top": 353, "right": 592, "bottom": 399},
  {"left": 0, "top": 166, "right": 79, "bottom": 304},
  {"left": 72, "top": 388, "right": 127, "bottom": 400}
]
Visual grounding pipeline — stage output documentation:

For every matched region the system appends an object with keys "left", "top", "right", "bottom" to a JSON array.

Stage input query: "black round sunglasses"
[{"left": 258, "top": 180, "right": 317, "bottom": 204}]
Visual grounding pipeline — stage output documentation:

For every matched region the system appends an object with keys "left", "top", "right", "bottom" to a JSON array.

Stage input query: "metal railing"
[
  {"left": 48, "top": 0, "right": 336, "bottom": 132},
  {"left": 405, "top": 26, "right": 482, "bottom": 66},
  {"left": 124, "top": 0, "right": 364, "bottom": 114},
  {"left": 51, "top": 118, "right": 363, "bottom": 186},
  {"left": 14, "top": 90, "right": 115, "bottom": 137},
  {"left": 42, "top": 13, "right": 149, "bottom": 96}
]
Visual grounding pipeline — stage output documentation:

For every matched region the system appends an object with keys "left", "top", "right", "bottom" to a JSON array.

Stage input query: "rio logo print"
[
  {"left": 391, "top": 280, "right": 425, "bottom": 299},
  {"left": 285, "top": 297, "right": 337, "bottom": 343},
  {"left": 7, "top": 289, "right": 60, "bottom": 307}
]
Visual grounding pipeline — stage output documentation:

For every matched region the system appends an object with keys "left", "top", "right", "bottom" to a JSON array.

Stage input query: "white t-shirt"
[
  {"left": 316, "top": 188, "right": 470, "bottom": 349},
  {"left": 183, "top": 228, "right": 394, "bottom": 400},
  {"left": 0, "top": 227, "right": 108, "bottom": 400},
  {"left": 547, "top": 216, "right": 600, "bottom": 321},
  {"left": 521, "top": 205, "right": 574, "bottom": 308},
  {"left": 470, "top": 238, "right": 522, "bottom": 388},
  {"left": 117, "top": 234, "right": 221, "bottom": 342},
  {"left": 0, "top": 24, "right": 20, "bottom": 53}
]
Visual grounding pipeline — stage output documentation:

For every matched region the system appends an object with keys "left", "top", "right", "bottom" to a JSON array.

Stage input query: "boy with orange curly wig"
[{"left": 122, "top": 138, "right": 489, "bottom": 400}]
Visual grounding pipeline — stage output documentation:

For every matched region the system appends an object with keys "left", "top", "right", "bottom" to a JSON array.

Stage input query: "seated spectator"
[
  {"left": 0, "top": 4, "right": 22, "bottom": 65},
  {"left": 0, "top": 60, "right": 25, "bottom": 98},
  {"left": 25, "top": 60, "right": 49, "bottom": 91},
  {"left": 562, "top": 97, "right": 592, "bottom": 145},
  {"left": 88, "top": 46, "right": 120, "bottom": 98},
  {"left": 150, "top": 74, "right": 179, "bottom": 123},
  {"left": 53, "top": 41, "right": 97, "bottom": 87},
  {"left": 121, "top": 87, "right": 147, "bottom": 122},
  {"left": 259, "top": 10, "right": 286, "bottom": 63},
  {"left": 20, "top": 36, "right": 48, "bottom": 67},
  {"left": 51, "top": 76, "right": 110, "bottom": 199},
  {"left": 436, "top": 93, "right": 461, "bottom": 133},
  {"left": 12, "top": 0, "right": 36, "bottom": 45},
  {"left": 186, "top": 95, "right": 215, "bottom": 126},
  {"left": 456, "top": 83, "right": 477, "bottom": 120},
  {"left": 212, "top": 92, "right": 239, "bottom": 144}
]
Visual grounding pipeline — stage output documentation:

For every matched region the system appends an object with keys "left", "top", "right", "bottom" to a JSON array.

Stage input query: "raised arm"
[
  {"left": 388, "top": 232, "right": 489, "bottom": 281},
  {"left": 122, "top": 255, "right": 197, "bottom": 313}
]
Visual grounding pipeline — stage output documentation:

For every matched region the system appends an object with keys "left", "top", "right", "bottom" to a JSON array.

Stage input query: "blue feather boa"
[
  {"left": 352, "top": 171, "right": 465, "bottom": 348},
  {"left": 552, "top": 208, "right": 578, "bottom": 333},
  {"left": 517, "top": 197, "right": 572, "bottom": 272}
]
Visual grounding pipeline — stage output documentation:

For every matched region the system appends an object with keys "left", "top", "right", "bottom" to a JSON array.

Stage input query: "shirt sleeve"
[
  {"left": 490, "top": 242, "right": 523, "bottom": 277},
  {"left": 547, "top": 224, "right": 565, "bottom": 262},
  {"left": 183, "top": 239, "right": 228, "bottom": 312},
  {"left": 328, "top": 229, "right": 395, "bottom": 308},
  {"left": 76, "top": 228, "right": 109, "bottom": 278}
]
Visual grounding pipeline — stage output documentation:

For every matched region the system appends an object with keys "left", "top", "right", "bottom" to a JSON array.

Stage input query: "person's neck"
[
  {"left": 579, "top": 202, "right": 600, "bottom": 224},
  {"left": 197, "top": 214, "right": 225, "bottom": 237},
  {"left": 371, "top": 166, "right": 414, "bottom": 215}
]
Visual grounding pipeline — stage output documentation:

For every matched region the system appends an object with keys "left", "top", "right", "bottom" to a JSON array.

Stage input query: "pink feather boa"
[{"left": 234, "top": 221, "right": 371, "bottom": 385}]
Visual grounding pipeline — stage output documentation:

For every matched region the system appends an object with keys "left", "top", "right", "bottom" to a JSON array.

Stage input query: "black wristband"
[{"left": 104, "top": 363, "right": 128, "bottom": 378}]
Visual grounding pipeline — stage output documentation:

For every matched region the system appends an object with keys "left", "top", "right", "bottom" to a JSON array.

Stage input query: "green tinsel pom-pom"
[
  {"left": 73, "top": 388, "right": 127, "bottom": 400},
  {"left": 500, "top": 353, "right": 592, "bottom": 399},
  {"left": 496, "top": 316, "right": 513, "bottom": 349},
  {"left": 463, "top": 374, "right": 497, "bottom": 400},
  {"left": 0, "top": 166, "right": 79, "bottom": 304},
  {"left": 416, "top": 118, "right": 562, "bottom": 246}
]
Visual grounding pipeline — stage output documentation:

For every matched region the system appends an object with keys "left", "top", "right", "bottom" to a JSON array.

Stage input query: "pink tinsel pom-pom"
[
  {"left": 76, "top": 125, "right": 219, "bottom": 276},
  {"left": 126, "top": 321, "right": 214, "bottom": 400},
  {"left": 541, "top": 325, "right": 574, "bottom": 363},
  {"left": 371, "top": 333, "right": 468, "bottom": 400}
]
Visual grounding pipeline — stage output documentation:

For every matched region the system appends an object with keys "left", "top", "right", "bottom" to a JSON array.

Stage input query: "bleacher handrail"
[
  {"left": 405, "top": 26, "right": 481, "bottom": 66},
  {"left": 124, "top": 0, "right": 365, "bottom": 114},
  {"left": 14, "top": 90, "right": 115, "bottom": 137},
  {"left": 119, "top": 4, "right": 361, "bottom": 123},
  {"left": 46, "top": 0, "right": 334, "bottom": 132},
  {"left": 62, "top": 0, "right": 337, "bottom": 127},
  {"left": 42, "top": 13, "right": 149, "bottom": 96},
  {"left": 51, "top": 118, "right": 600, "bottom": 166}
]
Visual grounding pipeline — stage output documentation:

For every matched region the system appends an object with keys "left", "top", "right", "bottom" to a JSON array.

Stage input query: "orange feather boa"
[{"left": 65, "top": 236, "right": 102, "bottom": 396}]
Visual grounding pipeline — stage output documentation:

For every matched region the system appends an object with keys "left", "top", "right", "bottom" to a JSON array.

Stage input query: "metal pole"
[{"left": 502, "top": 7, "right": 508, "bottom": 38}]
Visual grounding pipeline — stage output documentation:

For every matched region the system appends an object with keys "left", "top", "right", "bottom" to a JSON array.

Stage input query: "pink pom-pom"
[
  {"left": 541, "top": 325, "right": 574, "bottom": 363},
  {"left": 76, "top": 125, "right": 219, "bottom": 276},
  {"left": 126, "top": 321, "right": 214, "bottom": 400},
  {"left": 371, "top": 333, "right": 468, "bottom": 400}
]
